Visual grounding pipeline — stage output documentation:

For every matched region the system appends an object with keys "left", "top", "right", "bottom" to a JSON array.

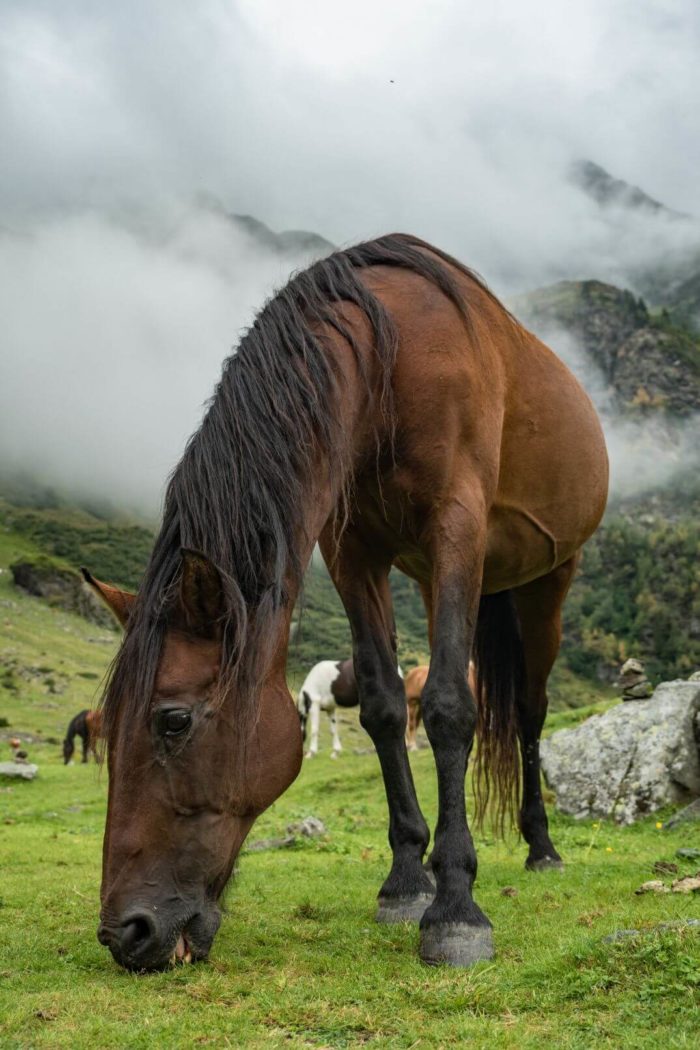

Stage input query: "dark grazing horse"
[
  {"left": 85, "top": 234, "right": 608, "bottom": 971},
  {"left": 63, "top": 709, "right": 103, "bottom": 764}
]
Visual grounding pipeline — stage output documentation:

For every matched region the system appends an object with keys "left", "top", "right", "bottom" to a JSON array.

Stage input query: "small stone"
[
  {"left": 245, "top": 834, "right": 296, "bottom": 852},
  {"left": 635, "top": 880, "right": 670, "bottom": 895},
  {"left": 287, "top": 816, "right": 326, "bottom": 838},
  {"left": 603, "top": 929, "right": 640, "bottom": 942},
  {"left": 0, "top": 762, "right": 38, "bottom": 780},
  {"left": 676, "top": 848, "right": 700, "bottom": 860},
  {"left": 622, "top": 682, "right": 653, "bottom": 701},
  {"left": 671, "top": 876, "right": 700, "bottom": 894}
]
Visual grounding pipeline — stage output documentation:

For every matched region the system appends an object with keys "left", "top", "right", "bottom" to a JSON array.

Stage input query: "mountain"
[
  {"left": 570, "top": 159, "right": 688, "bottom": 220},
  {"left": 514, "top": 279, "right": 700, "bottom": 415},
  {"left": 195, "top": 195, "right": 335, "bottom": 258}
]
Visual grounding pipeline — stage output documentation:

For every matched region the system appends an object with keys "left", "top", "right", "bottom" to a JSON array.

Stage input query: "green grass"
[{"left": 1, "top": 528, "right": 699, "bottom": 1048}]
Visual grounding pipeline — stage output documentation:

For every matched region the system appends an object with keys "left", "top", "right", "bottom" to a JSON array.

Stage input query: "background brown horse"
[
  {"left": 87, "top": 234, "right": 607, "bottom": 971},
  {"left": 405, "top": 664, "right": 477, "bottom": 752}
]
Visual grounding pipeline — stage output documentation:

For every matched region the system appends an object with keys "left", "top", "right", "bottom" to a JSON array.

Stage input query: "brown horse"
[
  {"left": 405, "top": 663, "right": 476, "bottom": 751},
  {"left": 86, "top": 234, "right": 607, "bottom": 971}
]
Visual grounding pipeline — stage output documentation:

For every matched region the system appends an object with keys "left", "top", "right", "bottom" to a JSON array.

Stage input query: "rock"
[
  {"left": 677, "top": 848, "right": 700, "bottom": 860},
  {"left": 618, "top": 657, "right": 653, "bottom": 701},
  {"left": 540, "top": 679, "right": 700, "bottom": 824},
  {"left": 0, "top": 762, "right": 38, "bottom": 780},
  {"left": 287, "top": 816, "right": 326, "bottom": 838},
  {"left": 603, "top": 919, "right": 700, "bottom": 943},
  {"left": 246, "top": 835, "right": 296, "bottom": 852},
  {"left": 246, "top": 816, "right": 327, "bottom": 853},
  {"left": 671, "top": 877, "right": 700, "bottom": 894},
  {"left": 635, "top": 880, "right": 670, "bottom": 895},
  {"left": 663, "top": 798, "right": 700, "bottom": 829},
  {"left": 623, "top": 682, "right": 653, "bottom": 701},
  {"left": 689, "top": 671, "right": 700, "bottom": 683},
  {"left": 500, "top": 886, "right": 518, "bottom": 897},
  {"left": 10, "top": 556, "right": 114, "bottom": 628}
]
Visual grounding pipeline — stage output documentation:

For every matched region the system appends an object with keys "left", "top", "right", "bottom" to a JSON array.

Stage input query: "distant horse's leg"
[
  {"left": 81, "top": 728, "right": 89, "bottom": 764},
  {"left": 322, "top": 530, "right": 433, "bottom": 923},
  {"left": 305, "top": 698, "right": 321, "bottom": 758},
  {"left": 405, "top": 692, "right": 420, "bottom": 751},
  {"left": 329, "top": 704, "right": 342, "bottom": 757},
  {"left": 513, "top": 556, "right": 578, "bottom": 871},
  {"left": 419, "top": 509, "right": 493, "bottom": 966}
]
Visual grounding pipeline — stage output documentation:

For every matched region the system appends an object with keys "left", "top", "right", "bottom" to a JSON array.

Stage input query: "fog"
[{"left": 1, "top": 1, "right": 699, "bottom": 512}]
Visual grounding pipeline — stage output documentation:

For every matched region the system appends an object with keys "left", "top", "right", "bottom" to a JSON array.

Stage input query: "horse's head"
[{"left": 85, "top": 551, "right": 302, "bottom": 971}]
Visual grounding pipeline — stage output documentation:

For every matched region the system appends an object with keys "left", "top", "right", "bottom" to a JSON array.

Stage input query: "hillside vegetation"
[{"left": 3, "top": 478, "right": 699, "bottom": 700}]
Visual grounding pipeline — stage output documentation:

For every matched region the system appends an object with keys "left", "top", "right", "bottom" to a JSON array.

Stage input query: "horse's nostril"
[{"left": 119, "top": 912, "right": 157, "bottom": 957}]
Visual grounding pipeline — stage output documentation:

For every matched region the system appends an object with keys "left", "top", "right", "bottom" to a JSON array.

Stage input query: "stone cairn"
[{"left": 618, "top": 657, "right": 652, "bottom": 701}]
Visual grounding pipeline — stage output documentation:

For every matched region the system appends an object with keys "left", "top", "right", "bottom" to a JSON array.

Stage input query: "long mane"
[{"left": 100, "top": 233, "right": 493, "bottom": 749}]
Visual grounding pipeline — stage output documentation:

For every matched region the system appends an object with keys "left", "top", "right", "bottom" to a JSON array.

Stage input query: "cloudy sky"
[{"left": 1, "top": 0, "right": 698, "bottom": 509}]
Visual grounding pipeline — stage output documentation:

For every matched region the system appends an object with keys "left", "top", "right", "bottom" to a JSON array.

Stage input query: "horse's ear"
[
  {"left": 174, "top": 548, "right": 226, "bottom": 638},
  {"left": 81, "top": 568, "right": 136, "bottom": 629}
]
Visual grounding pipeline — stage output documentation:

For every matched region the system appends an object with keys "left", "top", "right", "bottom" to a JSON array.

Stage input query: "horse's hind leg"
[
  {"left": 405, "top": 692, "right": 421, "bottom": 751},
  {"left": 321, "top": 527, "right": 433, "bottom": 923},
  {"left": 418, "top": 503, "right": 494, "bottom": 966},
  {"left": 513, "top": 555, "right": 579, "bottom": 872},
  {"left": 81, "top": 730, "right": 89, "bottom": 764},
  {"left": 329, "top": 705, "right": 342, "bottom": 757},
  {"left": 305, "top": 698, "right": 321, "bottom": 758}
]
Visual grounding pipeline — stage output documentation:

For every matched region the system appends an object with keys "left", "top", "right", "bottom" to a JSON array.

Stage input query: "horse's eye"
[{"left": 157, "top": 709, "right": 192, "bottom": 737}]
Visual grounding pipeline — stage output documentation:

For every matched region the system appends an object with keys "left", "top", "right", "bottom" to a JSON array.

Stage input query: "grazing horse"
[
  {"left": 63, "top": 708, "right": 103, "bottom": 764},
  {"left": 86, "top": 234, "right": 607, "bottom": 971},
  {"left": 298, "top": 657, "right": 403, "bottom": 757},
  {"left": 405, "top": 663, "right": 477, "bottom": 751},
  {"left": 297, "top": 659, "right": 358, "bottom": 758}
]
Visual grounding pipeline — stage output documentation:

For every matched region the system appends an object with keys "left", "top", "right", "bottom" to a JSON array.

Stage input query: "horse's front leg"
[
  {"left": 419, "top": 507, "right": 494, "bottom": 966},
  {"left": 321, "top": 530, "right": 434, "bottom": 922}
]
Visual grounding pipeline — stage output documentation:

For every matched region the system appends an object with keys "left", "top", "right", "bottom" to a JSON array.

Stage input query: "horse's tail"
[
  {"left": 472, "top": 591, "right": 525, "bottom": 834},
  {"left": 63, "top": 709, "right": 88, "bottom": 764}
]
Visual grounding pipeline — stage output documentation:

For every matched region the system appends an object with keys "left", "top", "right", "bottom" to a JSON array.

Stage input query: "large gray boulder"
[{"left": 540, "top": 680, "right": 700, "bottom": 824}]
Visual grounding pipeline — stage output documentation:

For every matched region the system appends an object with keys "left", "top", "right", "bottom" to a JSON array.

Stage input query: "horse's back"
[{"left": 298, "top": 660, "right": 342, "bottom": 706}]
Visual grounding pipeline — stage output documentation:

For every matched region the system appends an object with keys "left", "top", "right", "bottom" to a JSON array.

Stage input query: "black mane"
[{"left": 100, "top": 233, "right": 491, "bottom": 747}]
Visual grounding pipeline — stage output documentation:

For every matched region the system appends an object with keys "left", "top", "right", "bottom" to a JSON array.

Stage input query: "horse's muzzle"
[{"left": 97, "top": 903, "right": 221, "bottom": 972}]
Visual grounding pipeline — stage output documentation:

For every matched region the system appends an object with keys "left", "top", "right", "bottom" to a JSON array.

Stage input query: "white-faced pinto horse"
[
  {"left": 86, "top": 234, "right": 607, "bottom": 971},
  {"left": 297, "top": 658, "right": 358, "bottom": 758}
]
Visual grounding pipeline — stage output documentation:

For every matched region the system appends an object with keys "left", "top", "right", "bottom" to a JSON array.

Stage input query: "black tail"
[
  {"left": 472, "top": 591, "right": 525, "bottom": 834},
  {"left": 63, "top": 709, "right": 88, "bottom": 764}
]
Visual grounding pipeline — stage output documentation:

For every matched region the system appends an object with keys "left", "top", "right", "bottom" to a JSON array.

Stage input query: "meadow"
[{"left": 1, "top": 527, "right": 699, "bottom": 1048}]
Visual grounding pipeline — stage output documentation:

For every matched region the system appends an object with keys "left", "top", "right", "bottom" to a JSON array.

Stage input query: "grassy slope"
[{"left": 1, "top": 531, "right": 699, "bottom": 1048}]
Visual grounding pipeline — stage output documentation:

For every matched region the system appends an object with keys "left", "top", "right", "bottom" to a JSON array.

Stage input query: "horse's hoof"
[
  {"left": 304, "top": 751, "right": 315, "bottom": 759},
  {"left": 330, "top": 751, "right": 340, "bottom": 760},
  {"left": 419, "top": 922, "right": 494, "bottom": 967},
  {"left": 376, "top": 894, "right": 434, "bottom": 923},
  {"left": 526, "top": 855, "right": 564, "bottom": 872}
]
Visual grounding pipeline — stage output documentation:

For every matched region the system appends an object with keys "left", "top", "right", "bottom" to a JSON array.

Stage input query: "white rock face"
[{"left": 540, "top": 680, "right": 700, "bottom": 824}]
